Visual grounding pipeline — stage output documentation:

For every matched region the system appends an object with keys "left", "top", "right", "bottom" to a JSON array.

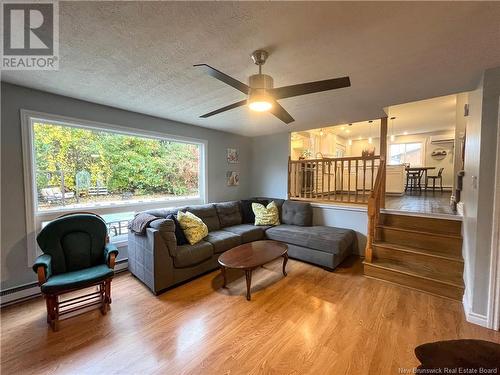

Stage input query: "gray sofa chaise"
[{"left": 127, "top": 199, "right": 355, "bottom": 294}]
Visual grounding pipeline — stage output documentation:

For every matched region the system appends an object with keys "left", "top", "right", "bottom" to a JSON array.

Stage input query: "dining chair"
[
  {"left": 426, "top": 167, "right": 444, "bottom": 192},
  {"left": 406, "top": 169, "right": 424, "bottom": 192}
]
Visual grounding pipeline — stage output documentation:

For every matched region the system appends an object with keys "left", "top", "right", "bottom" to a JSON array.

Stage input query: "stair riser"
[
  {"left": 364, "top": 263, "right": 464, "bottom": 301},
  {"left": 377, "top": 227, "right": 462, "bottom": 255},
  {"left": 373, "top": 246, "right": 464, "bottom": 277},
  {"left": 380, "top": 214, "right": 461, "bottom": 236}
]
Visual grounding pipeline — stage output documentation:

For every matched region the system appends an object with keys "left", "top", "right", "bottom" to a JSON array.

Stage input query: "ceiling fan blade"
[
  {"left": 270, "top": 76, "right": 351, "bottom": 100},
  {"left": 200, "top": 99, "right": 247, "bottom": 118},
  {"left": 270, "top": 101, "right": 295, "bottom": 124},
  {"left": 194, "top": 64, "right": 250, "bottom": 95}
]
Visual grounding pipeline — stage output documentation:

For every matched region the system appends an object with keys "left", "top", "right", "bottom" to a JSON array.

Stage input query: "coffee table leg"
[
  {"left": 282, "top": 253, "right": 288, "bottom": 276},
  {"left": 221, "top": 266, "right": 227, "bottom": 288},
  {"left": 245, "top": 269, "right": 252, "bottom": 301}
]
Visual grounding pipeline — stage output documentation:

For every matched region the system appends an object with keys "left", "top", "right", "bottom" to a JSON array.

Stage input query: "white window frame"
[
  {"left": 388, "top": 141, "right": 425, "bottom": 166},
  {"left": 21, "top": 109, "right": 208, "bottom": 267}
]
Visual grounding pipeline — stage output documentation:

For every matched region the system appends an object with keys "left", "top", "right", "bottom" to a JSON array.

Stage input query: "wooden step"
[
  {"left": 380, "top": 213, "right": 461, "bottom": 236},
  {"left": 363, "top": 259, "right": 464, "bottom": 301},
  {"left": 376, "top": 225, "right": 462, "bottom": 256},
  {"left": 373, "top": 241, "right": 464, "bottom": 277}
]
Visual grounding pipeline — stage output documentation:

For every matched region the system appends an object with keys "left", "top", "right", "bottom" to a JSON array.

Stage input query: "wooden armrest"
[
  {"left": 108, "top": 253, "right": 116, "bottom": 269},
  {"left": 36, "top": 266, "right": 47, "bottom": 286}
]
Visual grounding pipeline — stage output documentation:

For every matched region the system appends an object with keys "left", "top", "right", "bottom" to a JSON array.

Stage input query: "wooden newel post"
[{"left": 365, "top": 196, "right": 375, "bottom": 263}]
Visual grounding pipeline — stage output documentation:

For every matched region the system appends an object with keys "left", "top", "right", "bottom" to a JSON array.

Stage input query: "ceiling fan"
[{"left": 194, "top": 50, "right": 351, "bottom": 125}]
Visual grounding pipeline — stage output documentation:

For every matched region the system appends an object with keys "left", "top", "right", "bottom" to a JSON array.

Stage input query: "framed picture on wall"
[
  {"left": 226, "top": 171, "right": 240, "bottom": 186},
  {"left": 227, "top": 148, "right": 239, "bottom": 164}
]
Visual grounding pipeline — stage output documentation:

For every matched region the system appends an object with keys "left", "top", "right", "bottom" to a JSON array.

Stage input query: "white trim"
[
  {"left": 486, "top": 97, "right": 500, "bottom": 331},
  {"left": 21, "top": 110, "right": 38, "bottom": 266},
  {"left": 463, "top": 297, "right": 489, "bottom": 327},
  {"left": 20, "top": 109, "right": 208, "bottom": 267}
]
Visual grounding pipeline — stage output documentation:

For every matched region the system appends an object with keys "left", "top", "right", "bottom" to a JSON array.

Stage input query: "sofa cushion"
[
  {"left": 177, "top": 211, "right": 209, "bottom": 245},
  {"left": 164, "top": 215, "right": 188, "bottom": 245},
  {"left": 222, "top": 224, "right": 266, "bottom": 243},
  {"left": 41, "top": 264, "right": 114, "bottom": 293},
  {"left": 253, "top": 198, "right": 285, "bottom": 220},
  {"left": 173, "top": 241, "right": 213, "bottom": 268},
  {"left": 252, "top": 201, "right": 280, "bottom": 226},
  {"left": 204, "top": 230, "right": 241, "bottom": 254},
  {"left": 186, "top": 204, "right": 220, "bottom": 231},
  {"left": 142, "top": 206, "right": 187, "bottom": 218},
  {"left": 215, "top": 201, "right": 242, "bottom": 228},
  {"left": 240, "top": 199, "right": 268, "bottom": 224},
  {"left": 265, "top": 225, "right": 354, "bottom": 254},
  {"left": 281, "top": 201, "right": 312, "bottom": 226},
  {"left": 149, "top": 218, "right": 180, "bottom": 252}
]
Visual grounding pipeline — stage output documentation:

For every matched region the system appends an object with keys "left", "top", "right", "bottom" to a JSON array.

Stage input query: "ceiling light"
[
  {"left": 319, "top": 129, "right": 324, "bottom": 136},
  {"left": 248, "top": 90, "right": 273, "bottom": 112},
  {"left": 390, "top": 135, "right": 395, "bottom": 142},
  {"left": 403, "top": 131, "right": 408, "bottom": 135},
  {"left": 348, "top": 139, "right": 352, "bottom": 146},
  {"left": 340, "top": 126, "right": 345, "bottom": 130},
  {"left": 248, "top": 99, "right": 273, "bottom": 112},
  {"left": 345, "top": 129, "right": 351, "bottom": 134},
  {"left": 368, "top": 137, "right": 373, "bottom": 144}
]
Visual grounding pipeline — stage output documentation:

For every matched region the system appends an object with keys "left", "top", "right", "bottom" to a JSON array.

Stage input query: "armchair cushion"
[
  {"left": 40, "top": 264, "right": 114, "bottom": 294},
  {"left": 36, "top": 214, "right": 108, "bottom": 274},
  {"left": 32, "top": 254, "right": 52, "bottom": 278},
  {"left": 104, "top": 243, "right": 119, "bottom": 265}
]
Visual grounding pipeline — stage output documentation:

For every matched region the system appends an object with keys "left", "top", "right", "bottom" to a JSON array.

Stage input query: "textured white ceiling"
[{"left": 2, "top": 2, "right": 500, "bottom": 137}]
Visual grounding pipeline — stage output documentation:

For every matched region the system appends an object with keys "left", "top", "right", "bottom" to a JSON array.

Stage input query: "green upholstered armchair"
[{"left": 33, "top": 213, "right": 118, "bottom": 331}]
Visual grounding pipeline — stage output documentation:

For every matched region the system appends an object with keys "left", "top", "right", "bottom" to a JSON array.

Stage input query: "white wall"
[
  {"left": 1, "top": 83, "right": 252, "bottom": 291},
  {"left": 312, "top": 204, "right": 367, "bottom": 254},
  {"left": 250, "top": 132, "right": 290, "bottom": 199},
  {"left": 462, "top": 66, "right": 500, "bottom": 327}
]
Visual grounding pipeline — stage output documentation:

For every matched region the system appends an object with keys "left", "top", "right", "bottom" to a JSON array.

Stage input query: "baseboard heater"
[{"left": 1, "top": 259, "right": 129, "bottom": 307}]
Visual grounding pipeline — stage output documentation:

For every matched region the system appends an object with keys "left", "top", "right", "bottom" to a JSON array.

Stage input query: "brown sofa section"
[{"left": 128, "top": 199, "right": 355, "bottom": 295}]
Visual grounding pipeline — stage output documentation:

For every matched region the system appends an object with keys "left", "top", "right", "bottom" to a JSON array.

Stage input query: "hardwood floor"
[
  {"left": 1, "top": 257, "right": 498, "bottom": 375},
  {"left": 385, "top": 191, "right": 456, "bottom": 215}
]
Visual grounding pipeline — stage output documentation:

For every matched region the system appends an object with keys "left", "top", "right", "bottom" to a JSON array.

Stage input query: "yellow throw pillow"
[
  {"left": 252, "top": 201, "right": 280, "bottom": 226},
  {"left": 176, "top": 211, "right": 208, "bottom": 245}
]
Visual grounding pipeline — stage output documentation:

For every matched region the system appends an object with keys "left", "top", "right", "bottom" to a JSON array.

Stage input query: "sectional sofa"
[{"left": 127, "top": 199, "right": 356, "bottom": 295}]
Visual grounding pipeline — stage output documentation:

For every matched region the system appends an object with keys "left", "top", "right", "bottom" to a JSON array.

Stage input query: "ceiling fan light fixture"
[
  {"left": 248, "top": 89, "right": 273, "bottom": 112},
  {"left": 249, "top": 100, "right": 273, "bottom": 112}
]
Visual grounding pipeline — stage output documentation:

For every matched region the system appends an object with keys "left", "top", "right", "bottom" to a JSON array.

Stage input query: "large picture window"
[
  {"left": 22, "top": 110, "right": 207, "bottom": 264},
  {"left": 33, "top": 121, "right": 201, "bottom": 212},
  {"left": 389, "top": 142, "right": 423, "bottom": 166}
]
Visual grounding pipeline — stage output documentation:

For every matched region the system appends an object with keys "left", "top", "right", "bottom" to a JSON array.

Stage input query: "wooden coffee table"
[{"left": 218, "top": 240, "right": 288, "bottom": 301}]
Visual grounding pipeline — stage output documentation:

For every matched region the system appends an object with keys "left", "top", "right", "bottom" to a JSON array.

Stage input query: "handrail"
[
  {"left": 365, "top": 158, "right": 386, "bottom": 263},
  {"left": 289, "top": 155, "right": 380, "bottom": 163}
]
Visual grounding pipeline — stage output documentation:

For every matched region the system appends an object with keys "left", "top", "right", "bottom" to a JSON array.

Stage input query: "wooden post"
[{"left": 379, "top": 117, "right": 388, "bottom": 208}]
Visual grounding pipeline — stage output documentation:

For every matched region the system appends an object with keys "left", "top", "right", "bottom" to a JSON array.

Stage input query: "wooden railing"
[
  {"left": 364, "top": 158, "right": 386, "bottom": 263},
  {"left": 288, "top": 156, "right": 381, "bottom": 204}
]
